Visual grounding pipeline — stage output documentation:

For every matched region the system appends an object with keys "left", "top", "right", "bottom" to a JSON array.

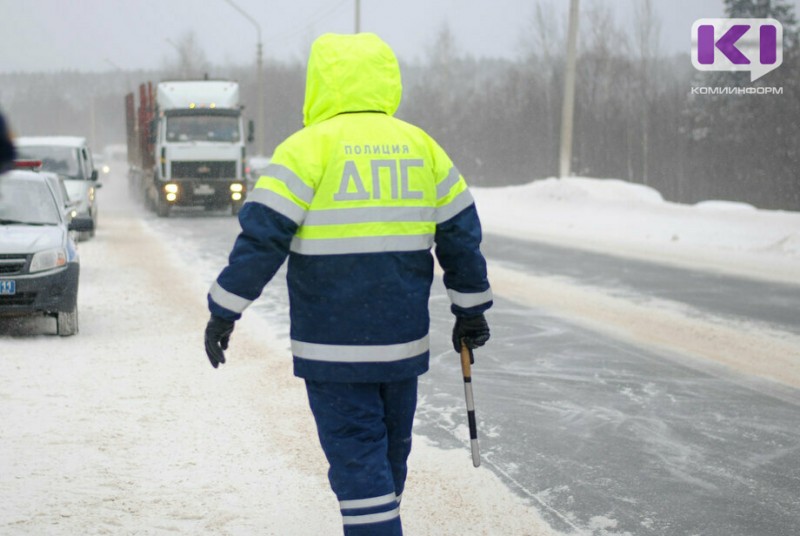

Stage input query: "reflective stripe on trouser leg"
[{"left": 305, "top": 380, "right": 417, "bottom": 536}]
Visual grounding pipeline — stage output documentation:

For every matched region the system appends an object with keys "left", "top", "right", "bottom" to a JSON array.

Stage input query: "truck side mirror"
[
  {"left": 247, "top": 120, "right": 255, "bottom": 144},
  {"left": 90, "top": 169, "right": 99, "bottom": 181}
]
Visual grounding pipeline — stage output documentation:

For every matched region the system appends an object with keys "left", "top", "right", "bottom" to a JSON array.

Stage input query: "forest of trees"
[{"left": 1, "top": 0, "right": 798, "bottom": 209}]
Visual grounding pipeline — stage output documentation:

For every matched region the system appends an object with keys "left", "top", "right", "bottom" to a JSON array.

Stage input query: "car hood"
[{"left": 0, "top": 224, "right": 64, "bottom": 254}]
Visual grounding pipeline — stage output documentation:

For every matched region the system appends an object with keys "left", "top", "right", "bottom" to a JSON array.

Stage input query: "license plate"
[
  {"left": 0, "top": 280, "right": 15, "bottom": 295},
  {"left": 194, "top": 185, "right": 215, "bottom": 195}
]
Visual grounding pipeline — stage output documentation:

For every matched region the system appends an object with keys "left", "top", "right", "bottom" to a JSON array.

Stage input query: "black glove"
[
  {"left": 205, "top": 316, "right": 235, "bottom": 368},
  {"left": 452, "top": 314, "right": 490, "bottom": 353}
]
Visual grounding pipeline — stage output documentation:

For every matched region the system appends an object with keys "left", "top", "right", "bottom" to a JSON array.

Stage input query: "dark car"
[{"left": 0, "top": 164, "right": 89, "bottom": 335}]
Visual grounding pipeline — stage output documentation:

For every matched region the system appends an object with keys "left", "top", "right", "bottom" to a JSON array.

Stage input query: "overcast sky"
[{"left": 1, "top": 0, "right": 798, "bottom": 72}]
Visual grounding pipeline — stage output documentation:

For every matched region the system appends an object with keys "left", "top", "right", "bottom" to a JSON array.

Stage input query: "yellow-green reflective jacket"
[{"left": 209, "top": 33, "right": 492, "bottom": 382}]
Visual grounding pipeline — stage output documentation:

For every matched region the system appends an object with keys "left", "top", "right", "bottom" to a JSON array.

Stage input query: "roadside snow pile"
[
  {"left": 524, "top": 177, "right": 664, "bottom": 204},
  {"left": 473, "top": 177, "right": 800, "bottom": 283},
  {"left": 694, "top": 200, "right": 757, "bottom": 211}
]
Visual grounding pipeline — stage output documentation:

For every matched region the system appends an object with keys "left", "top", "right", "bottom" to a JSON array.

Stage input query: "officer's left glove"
[
  {"left": 452, "top": 313, "right": 490, "bottom": 354},
  {"left": 205, "top": 315, "right": 235, "bottom": 368}
]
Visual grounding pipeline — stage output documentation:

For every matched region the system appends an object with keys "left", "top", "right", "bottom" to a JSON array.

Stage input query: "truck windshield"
[{"left": 166, "top": 115, "right": 240, "bottom": 142}]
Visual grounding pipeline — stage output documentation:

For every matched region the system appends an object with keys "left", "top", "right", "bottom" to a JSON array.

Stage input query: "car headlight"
[{"left": 29, "top": 248, "right": 67, "bottom": 273}]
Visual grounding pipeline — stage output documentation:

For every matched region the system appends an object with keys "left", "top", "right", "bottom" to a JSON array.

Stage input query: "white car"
[
  {"left": 15, "top": 136, "right": 101, "bottom": 239},
  {"left": 0, "top": 164, "right": 89, "bottom": 335}
]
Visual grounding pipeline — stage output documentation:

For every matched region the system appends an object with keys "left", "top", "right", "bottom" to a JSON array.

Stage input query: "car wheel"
[{"left": 57, "top": 306, "right": 79, "bottom": 337}]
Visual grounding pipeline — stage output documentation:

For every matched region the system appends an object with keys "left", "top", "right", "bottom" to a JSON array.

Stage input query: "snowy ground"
[{"left": 2, "top": 173, "right": 799, "bottom": 535}]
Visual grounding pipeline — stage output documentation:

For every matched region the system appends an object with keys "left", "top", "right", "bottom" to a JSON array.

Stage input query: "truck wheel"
[
  {"left": 231, "top": 201, "right": 243, "bottom": 216},
  {"left": 57, "top": 306, "right": 79, "bottom": 336},
  {"left": 156, "top": 196, "right": 171, "bottom": 218}
]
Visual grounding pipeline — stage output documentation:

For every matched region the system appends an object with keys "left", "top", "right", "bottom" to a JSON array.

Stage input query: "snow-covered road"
[
  {"left": 0, "top": 175, "right": 555, "bottom": 535},
  {"left": 3, "top": 171, "right": 800, "bottom": 536}
]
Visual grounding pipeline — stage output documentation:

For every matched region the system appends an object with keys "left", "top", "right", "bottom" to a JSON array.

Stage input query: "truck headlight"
[
  {"left": 164, "top": 183, "right": 179, "bottom": 194},
  {"left": 230, "top": 183, "right": 243, "bottom": 193},
  {"left": 30, "top": 248, "right": 67, "bottom": 273}
]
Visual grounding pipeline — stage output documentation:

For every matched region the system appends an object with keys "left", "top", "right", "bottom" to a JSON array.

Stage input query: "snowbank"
[{"left": 473, "top": 177, "right": 800, "bottom": 284}]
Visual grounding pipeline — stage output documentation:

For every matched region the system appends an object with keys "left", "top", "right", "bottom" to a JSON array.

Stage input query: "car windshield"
[
  {"left": 166, "top": 115, "right": 240, "bottom": 142},
  {"left": 0, "top": 179, "right": 60, "bottom": 225},
  {"left": 16, "top": 145, "right": 81, "bottom": 179}
]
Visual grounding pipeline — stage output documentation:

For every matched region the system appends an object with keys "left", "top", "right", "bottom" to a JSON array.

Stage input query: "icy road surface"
[
  {"left": 483, "top": 235, "right": 800, "bottom": 337},
  {"left": 145, "top": 198, "right": 800, "bottom": 535}
]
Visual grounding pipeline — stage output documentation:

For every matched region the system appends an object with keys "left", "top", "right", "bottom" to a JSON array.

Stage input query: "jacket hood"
[{"left": 303, "top": 33, "right": 402, "bottom": 127}]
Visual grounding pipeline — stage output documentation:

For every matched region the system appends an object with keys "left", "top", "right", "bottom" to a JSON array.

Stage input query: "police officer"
[{"left": 205, "top": 33, "right": 491, "bottom": 536}]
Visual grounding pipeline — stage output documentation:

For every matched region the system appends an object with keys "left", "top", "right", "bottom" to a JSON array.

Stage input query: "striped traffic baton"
[{"left": 460, "top": 341, "right": 480, "bottom": 467}]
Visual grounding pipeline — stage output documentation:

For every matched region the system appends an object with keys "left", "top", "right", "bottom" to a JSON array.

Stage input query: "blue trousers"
[{"left": 305, "top": 377, "right": 418, "bottom": 536}]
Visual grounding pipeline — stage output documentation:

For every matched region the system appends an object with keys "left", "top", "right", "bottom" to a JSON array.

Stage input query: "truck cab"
[{"left": 143, "top": 80, "right": 252, "bottom": 217}]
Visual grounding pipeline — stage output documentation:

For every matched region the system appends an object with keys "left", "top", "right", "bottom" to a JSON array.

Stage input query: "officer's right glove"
[
  {"left": 452, "top": 313, "right": 490, "bottom": 353},
  {"left": 205, "top": 315, "right": 235, "bottom": 369}
]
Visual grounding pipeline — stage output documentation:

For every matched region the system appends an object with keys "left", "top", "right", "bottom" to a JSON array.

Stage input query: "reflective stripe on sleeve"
[
  {"left": 289, "top": 234, "right": 433, "bottom": 255},
  {"left": 339, "top": 492, "right": 397, "bottom": 510},
  {"left": 342, "top": 507, "right": 400, "bottom": 526},
  {"left": 245, "top": 187, "right": 307, "bottom": 225},
  {"left": 447, "top": 287, "right": 493, "bottom": 308},
  {"left": 263, "top": 163, "right": 315, "bottom": 204},
  {"left": 436, "top": 166, "right": 461, "bottom": 199},
  {"left": 209, "top": 281, "right": 253, "bottom": 313},
  {"left": 291, "top": 335, "right": 429, "bottom": 363},
  {"left": 436, "top": 187, "right": 474, "bottom": 223}
]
